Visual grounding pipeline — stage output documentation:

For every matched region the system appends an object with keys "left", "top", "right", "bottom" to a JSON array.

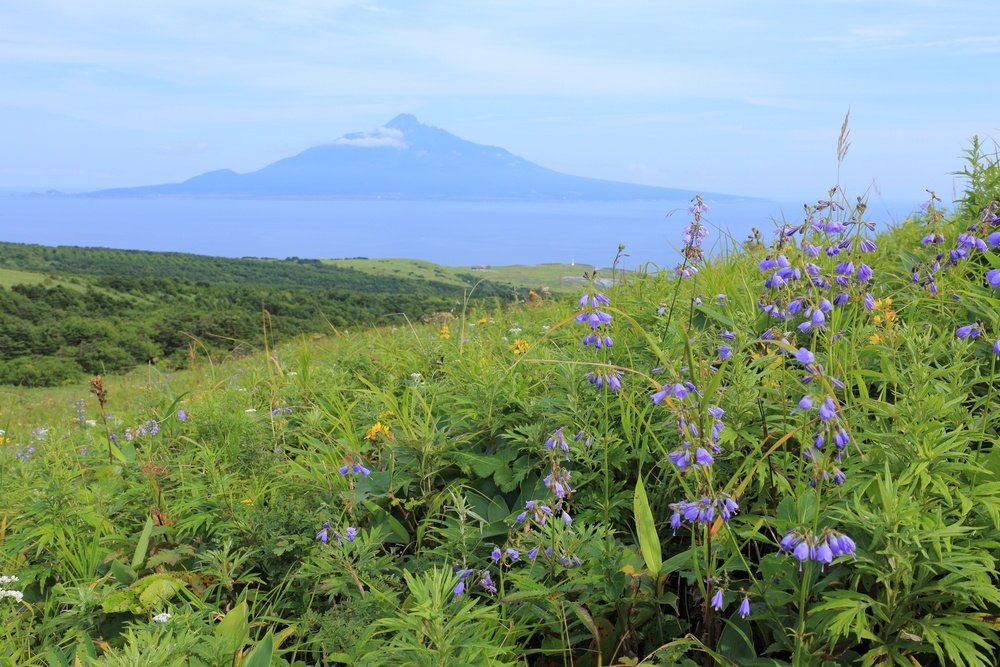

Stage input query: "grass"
[
  {"left": 2, "top": 141, "right": 1000, "bottom": 666},
  {"left": 323, "top": 257, "right": 589, "bottom": 292}
]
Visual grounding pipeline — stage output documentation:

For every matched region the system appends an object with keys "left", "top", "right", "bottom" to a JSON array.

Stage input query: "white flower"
[
  {"left": 85, "top": 419, "right": 98, "bottom": 427},
  {"left": 0, "top": 575, "right": 19, "bottom": 585},
  {"left": 152, "top": 613, "right": 172, "bottom": 623},
  {"left": 245, "top": 409, "right": 257, "bottom": 413},
  {"left": 0, "top": 590, "right": 23, "bottom": 602}
]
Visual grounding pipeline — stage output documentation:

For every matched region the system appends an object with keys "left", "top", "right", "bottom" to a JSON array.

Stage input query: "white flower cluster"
[
  {"left": 152, "top": 612, "right": 172, "bottom": 624},
  {"left": 0, "top": 575, "right": 23, "bottom": 602}
]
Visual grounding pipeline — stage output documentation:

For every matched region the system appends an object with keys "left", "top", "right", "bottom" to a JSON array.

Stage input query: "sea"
[{"left": 0, "top": 196, "right": 919, "bottom": 269}]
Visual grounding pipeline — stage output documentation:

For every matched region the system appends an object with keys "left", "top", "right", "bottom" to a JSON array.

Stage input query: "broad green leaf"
[
  {"left": 634, "top": 475, "right": 661, "bottom": 577},
  {"left": 240, "top": 631, "right": 274, "bottom": 667},
  {"left": 215, "top": 601, "right": 250, "bottom": 655},
  {"left": 132, "top": 515, "right": 154, "bottom": 569}
]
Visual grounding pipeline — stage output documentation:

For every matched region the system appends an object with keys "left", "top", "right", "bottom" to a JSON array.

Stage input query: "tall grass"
[{"left": 1, "top": 137, "right": 1000, "bottom": 666}]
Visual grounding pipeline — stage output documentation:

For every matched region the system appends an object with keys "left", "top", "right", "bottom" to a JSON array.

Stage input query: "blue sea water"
[{"left": 0, "top": 196, "right": 918, "bottom": 269}]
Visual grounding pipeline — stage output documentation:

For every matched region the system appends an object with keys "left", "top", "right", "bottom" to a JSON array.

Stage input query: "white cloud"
[{"left": 333, "top": 126, "right": 406, "bottom": 148}]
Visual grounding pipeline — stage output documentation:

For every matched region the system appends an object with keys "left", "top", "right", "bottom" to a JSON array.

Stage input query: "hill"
[{"left": 89, "top": 114, "right": 758, "bottom": 201}]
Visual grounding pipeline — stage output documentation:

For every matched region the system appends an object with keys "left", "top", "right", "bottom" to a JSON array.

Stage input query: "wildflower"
[
  {"left": 859, "top": 239, "right": 877, "bottom": 253},
  {"left": 738, "top": 597, "right": 751, "bottom": 618},
  {"left": 718, "top": 345, "right": 732, "bottom": 360},
  {"left": 176, "top": 409, "right": 187, "bottom": 421},
  {"left": 506, "top": 548, "right": 519, "bottom": 561},
  {"left": 710, "top": 589, "right": 724, "bottom": 610},
  {"left": 510, "top": 339, "right": 529, "bottom": 354},
  {"left": 562, "top": 511, "right": 573, "bottom": 526},
  {"left": 439, "top": 325, "right": 451, "bottom": 340},
  {"left": 987, "top": 269, "right": 1000, "bottom": 290},
  {"left": 794, "top": 348, "right": 815, "bottom": 365},
  {"left": 453, "top": 580, "right": 465, "bottom": 596},
  {"left": 345, "top": 527, "right": 357, "bottom": 542},
  {"left": 480, "top": 571, "right": 497, "bottom": 594},
  {"left": 994, "top": 340, "right": 1000, "bottom": 358},
  {"left": 491, "top": 546, "right": 502, "bottom": 562},
  {"left": 956, "top": 325, "right": 980, "bottom": 339},
  {"left": 152, "top": 613, "right": 172, "bottom": 624},
  {"left": 798, "top": 395, "right": 813, "bottom": 411},
  {"left": 695, "top": 447, "right": 714, "bottom": 467},
  {"left": 316, "top": 522, "right": 329, "bottom": 543}
]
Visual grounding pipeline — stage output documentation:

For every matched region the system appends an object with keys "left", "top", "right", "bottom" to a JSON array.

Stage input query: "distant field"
[
  {"left": 323, "top": 257, "right": 598, "bottom": 292},
  {"left": 0, "top": 267, "right": 84, "bottom": 290}
]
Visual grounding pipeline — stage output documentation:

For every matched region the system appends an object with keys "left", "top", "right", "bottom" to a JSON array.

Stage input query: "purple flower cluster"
[
  {"left": 668, "top": 492, "right": 740, "bottom": 528},
  {"left": 674, "top": 196, "right": 711, "bottom": 278},
  {"left": 124, "top": 420, "right": 159, "bottom": 441},
  {"left": 316, "top": 522, "right": 357, "bottom": 546},
  {"left": 452, "top": 567, "right": 497, "bottom": 596},
  {"left": 576, "top": 288, "right": 614, "bottom": 349},
  {"left": 779, "top": 527, "right": 857, "bottom": 570},
  {"left": 338, "top": 461, "right": 372, "bottom": 477},
  {"left": 584, "top": 368, "right": 623, "bottom": 392},
  {"left": 756, "top": 195, "right": 879, "bottom": 335},
  {"left": 793, "top": 349, "right": 851, "bottom": 486}
]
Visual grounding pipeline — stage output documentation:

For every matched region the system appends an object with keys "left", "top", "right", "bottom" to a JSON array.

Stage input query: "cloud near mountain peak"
[{"left": 333, "top": 126, "right": 406, "bottom": 148}]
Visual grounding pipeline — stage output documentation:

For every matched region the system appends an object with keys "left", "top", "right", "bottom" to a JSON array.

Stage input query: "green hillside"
[{"left": 2, "top": 142, "right": 1000, "bottom": 665}]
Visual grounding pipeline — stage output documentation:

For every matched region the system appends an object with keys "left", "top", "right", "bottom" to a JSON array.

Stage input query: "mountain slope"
[{"left": 90, "top": 115, "right": 752, "bottom": 201}]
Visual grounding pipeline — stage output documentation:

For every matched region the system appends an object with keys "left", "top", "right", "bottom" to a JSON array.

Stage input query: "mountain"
[{"left": 90, "top": 114, "right": 750, "bottom": 201}]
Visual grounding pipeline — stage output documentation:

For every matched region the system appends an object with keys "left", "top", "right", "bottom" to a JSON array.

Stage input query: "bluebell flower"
[
  {"left": 994, "top": 340, "right": 1000, "bottom": 358},
  {"left": 316, "top": 522, "right": 329, "bottom": 543},
  {"left": 987, "top": 269, "right": 1000, "bottom": 290},
  {"left": 857, "top": 263, "right": 874, "bottom": 282},
  {"left": 345, "top": 527, "right": 357, "bottom": 542},
  {"left": 177, "top": 409, "right": 187, "bottom": 421},
  {"left": 695, "top": 447, "right": 714, "bottom": 466},
  {"left": 798, "top": 395, "right": 813, "bottom": 410},
  {"left": 794, "top": 348, "right": 815, "bottom": 365},
  {"left": 491, "top": 546, "right": 502, "bottom": 562},
  {"left": 710, "top": 590, "right": 724, "bottom": 610},
  {"left": 818, "top": 398, "right": 837, "bottom": 422},
  {"left": 956, "top": 325, "right": 980, "bottom": 339},
  {"left": 506, "top": 548, "right": 519, "bottom": 561},
  {"left": 718, "top": 346, "right": 732, "bottom": 360},
  {"left": 453, "top": 580, "right": 465, "bottom": 596},
  {"left": 859, "top": 239, "right": 877, "bottom": 253}
]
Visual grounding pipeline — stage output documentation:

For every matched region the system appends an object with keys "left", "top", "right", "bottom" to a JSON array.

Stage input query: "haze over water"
[{"left": 1, "top": 196, "right": 917, "bottom": 269}]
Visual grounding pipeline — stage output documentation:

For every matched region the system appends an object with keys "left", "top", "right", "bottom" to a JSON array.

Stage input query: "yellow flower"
[
  {"left": 480, "top": 356, "right": 489, "bottom": 365},
  {"left": 377, "top": 410, "right": 395, "bottom": 420},
  {"left": 874, "top": 315, "right": 882, "bottom": 325},
  {"left": 439, "top": 325, "right": 451, "bottom": 340},
  {"left": 870, "top": 333, "right": 883, "bottom": 345},
  {"left": 511, "top": 339, "right": 529, "bottom": 355},
  {"left": 885, "top": 311, "right": 896, "bottom": 322},
  {"left": 365, "top": 421, "right": 395, "bottom": 441},
  {"left": 476, "top": 317, "right": 488, "bottom": 325}
]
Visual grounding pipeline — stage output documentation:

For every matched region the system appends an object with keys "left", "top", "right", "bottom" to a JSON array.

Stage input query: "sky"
[{"left": 1, "top": 0, "right": 998, "bottom": 202}]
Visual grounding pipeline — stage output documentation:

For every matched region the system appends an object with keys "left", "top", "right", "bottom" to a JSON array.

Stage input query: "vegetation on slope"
[
  {"left": 1, "top": 137, "right": 1000, "bottom": 666},
  {"left": 0, "top": 243, "right": 525, "bottom": 387}
]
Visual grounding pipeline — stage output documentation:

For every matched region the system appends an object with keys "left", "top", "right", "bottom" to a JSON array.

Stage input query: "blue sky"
[{"left": 1, "top": 0, "right": 997, "bottom": 201}]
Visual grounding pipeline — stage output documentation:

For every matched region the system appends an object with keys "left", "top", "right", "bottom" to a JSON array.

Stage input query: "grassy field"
[
  {"left": 2, "top": 144, "right": 1000, "bottom": 666},
  {"left": 0, "top": 267, "right": 85, "bottom": 291},
  {"left": 323, "top": 257, "right": 594, "bottom": 292}
]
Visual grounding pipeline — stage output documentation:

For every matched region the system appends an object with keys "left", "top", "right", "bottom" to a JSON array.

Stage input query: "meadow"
[{"left": 2, "top": 137, "right": 1000, "bottom": 666}]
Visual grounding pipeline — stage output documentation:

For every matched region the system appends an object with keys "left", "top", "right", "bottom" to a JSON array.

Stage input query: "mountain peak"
[
  {"left": 88, "top": 115, "right": 750, "bottom": 201},
  {"left": 384, "top": 113, "right": 422, "bottom": 131}
]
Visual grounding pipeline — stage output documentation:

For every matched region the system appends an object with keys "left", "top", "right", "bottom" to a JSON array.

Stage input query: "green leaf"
[
  {"left": 109, "top": 560, "right": 137, "bottom": 586},
  {"left": 132, "top": 515, "right": 154, "bottom": 569},
  {"left": 240, "top": 631, "right": 274, "bottom": 667},
  {"left": 215, "top": 601, "right": 250, "bottom": 655},
  {"left": 634, "top": 475, "right": 661, "bottom": 577}
]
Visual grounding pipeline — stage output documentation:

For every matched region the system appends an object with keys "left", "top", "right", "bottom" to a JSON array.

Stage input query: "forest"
[{"left": 0, "top": 242, "right": 514, "bottom": 386}]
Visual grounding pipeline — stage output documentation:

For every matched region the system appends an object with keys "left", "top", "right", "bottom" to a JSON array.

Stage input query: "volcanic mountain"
[{"left": 91, "top": 114, "right": 746, "bottom": 201}]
